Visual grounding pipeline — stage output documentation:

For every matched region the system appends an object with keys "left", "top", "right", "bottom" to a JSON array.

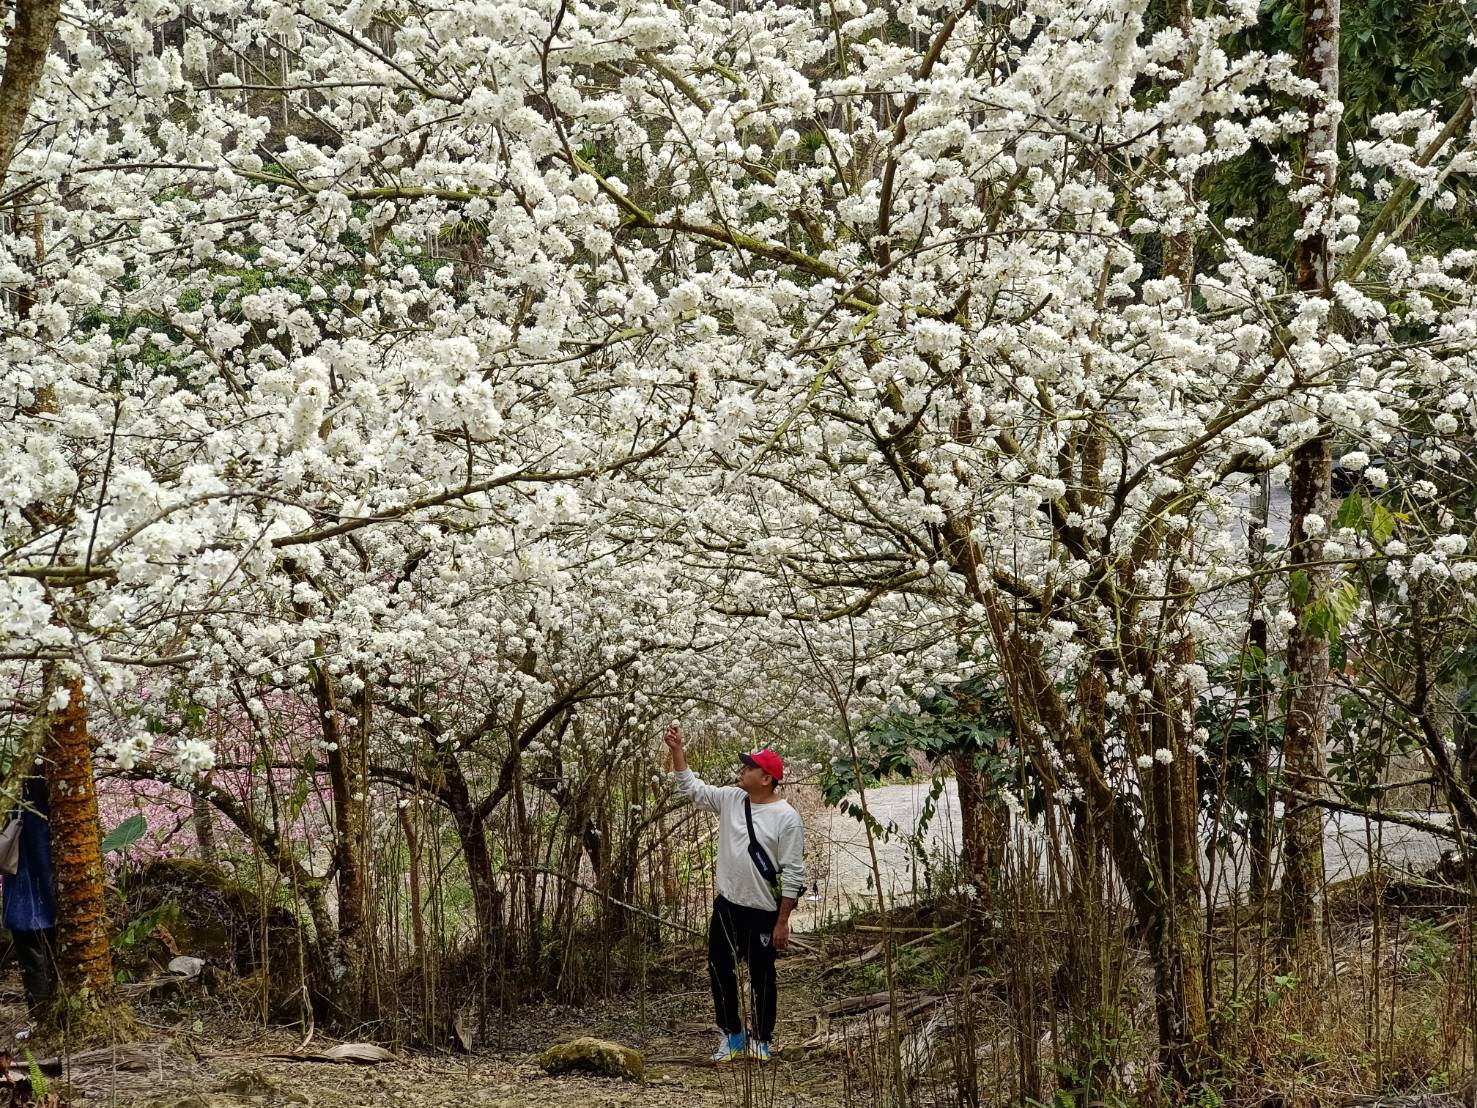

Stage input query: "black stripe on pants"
[{"left": 708, "top": 894, "right": 780, "bottom": 1042}]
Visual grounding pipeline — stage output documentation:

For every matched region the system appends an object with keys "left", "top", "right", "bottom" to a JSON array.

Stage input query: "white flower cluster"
[{"left": 0, "top": 0, "right": 1473, "bottom": 859}]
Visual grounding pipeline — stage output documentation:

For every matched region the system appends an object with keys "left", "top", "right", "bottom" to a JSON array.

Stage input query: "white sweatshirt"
[{"left": 676, "top": 769, "right": 807, "bottom": 911}]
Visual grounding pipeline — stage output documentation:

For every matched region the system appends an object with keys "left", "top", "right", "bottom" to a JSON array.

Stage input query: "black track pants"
[{"left": 707, "top": 895, "right": 780, "bottom": 1042}]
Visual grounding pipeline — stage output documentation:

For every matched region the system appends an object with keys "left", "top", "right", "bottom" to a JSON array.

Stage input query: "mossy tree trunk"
[{"left": 43, "top": 674, "right": 117, "bottom": 1006}]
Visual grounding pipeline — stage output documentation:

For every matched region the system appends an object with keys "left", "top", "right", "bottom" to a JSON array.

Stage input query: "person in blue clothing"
[{"left": 3, "top": 777, "right": 58, "bottom": 1018}]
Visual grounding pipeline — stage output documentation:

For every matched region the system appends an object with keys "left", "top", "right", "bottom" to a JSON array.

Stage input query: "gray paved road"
[{"left": 794, "top": 778, "right": 1450, "bottom": 930}]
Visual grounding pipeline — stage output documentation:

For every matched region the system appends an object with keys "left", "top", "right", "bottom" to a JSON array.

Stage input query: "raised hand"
[{"left": 663, "top": 722, "right": 688, "bottom": 771}]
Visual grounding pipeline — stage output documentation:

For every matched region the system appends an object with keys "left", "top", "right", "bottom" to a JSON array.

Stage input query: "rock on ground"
[{"left": 539, "top": 1037, "right": 645, "bottom": 1081}]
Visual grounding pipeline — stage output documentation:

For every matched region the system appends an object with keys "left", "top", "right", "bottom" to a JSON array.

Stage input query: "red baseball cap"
[{"left": 739, "top": 749, "right": 784, "bottom": 782}]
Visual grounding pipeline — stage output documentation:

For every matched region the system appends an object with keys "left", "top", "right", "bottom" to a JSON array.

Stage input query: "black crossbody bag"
[{"left": 743, "top": 798, "right": 804, "bottom": 902}]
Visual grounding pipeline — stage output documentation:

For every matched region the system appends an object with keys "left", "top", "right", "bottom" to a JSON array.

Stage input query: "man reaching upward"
[{"left": 664, "top": 723, "right": 806, "bottom": 1063}]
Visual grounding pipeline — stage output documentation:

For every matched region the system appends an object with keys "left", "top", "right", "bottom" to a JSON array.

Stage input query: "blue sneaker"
[
  {"left": 748, "top": 1040, "right": 772, "bottom": 1062},
  {"left": 711, "top": 1030, "right": 748, "bottom": 1062}
]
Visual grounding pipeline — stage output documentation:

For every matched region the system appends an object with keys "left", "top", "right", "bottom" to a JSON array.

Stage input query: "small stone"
[
  {"left": 538, "top": 1037, "right": 645, "bottom": 1082},
  {"left": 169, "top": 955, "right": 205, "bottom": 978}
]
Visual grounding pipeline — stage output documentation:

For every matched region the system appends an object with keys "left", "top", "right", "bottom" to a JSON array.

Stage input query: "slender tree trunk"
[
  {"left": 1142, "top": 659, "right": 1210, "bottom": 1084},
  {"left": 1248, "top": 473, "right": 1275, "bottom": 905},
  {"left": 449, "top": 796, "right": 502, "bottom": 958},
  {"left": 450, "top": 796, "right": 502, "bottom": 1035},
  {"left": 398, "top": 804, "right": 427, "bottom": 965},
  {"left": 43, "top": 674, "right": 117, "bottom": 1005},
  {"left": 953, "top": 750, "right": 1005, "bottom": 890},
  {"left": 1162, "top": 0, "right": 1194, "bottom": 297},
  {"left": 434, "top": 753, "right": 503, "bottom": 963},
  {"left": 1278, "top": 0, "right": 1340, "bottom": 959},
  {"left": 1157, "top": 727, "right": 1209, "bottom": 1080},
  {"left": 988, "top": 595, "right": 1212, "bottom": 1076},
  {"left": 310, "top": 658, "right": 371, "bottom": 1021},
  {"left": 513, "top": 757, "right": 539, "bottom": 977},
  {"left": 1142, "top": 4, "right": 1211, "bottom": 1064},
  {"left": 0, "top": 0, "right": 63, "bottom": 189},
  {"left": 1280, "top": 440, "right": 1333, "bottom": 953},
  {"left": 286, "top": 564, "right": 374, "bottom": 1020},
  {"left": 192, "top": 788, "right": 217, "bottom": 864},
  {"left": 396, "top": 800, "right": 438, "bottom": 1043},
  {"left": 1455, "top": 686, "right": 1477, "bottom": 826},
  {"left": 354, "top": 671, "right": 382, "bottom": 1018}
]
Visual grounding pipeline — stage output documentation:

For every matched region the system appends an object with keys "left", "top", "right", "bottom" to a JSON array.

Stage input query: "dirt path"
[
  {"left": 10, "top": 1020, "right": 837, "bottom": 1107},
  {"left": 108, "top": 1048, "right": 803, "bottom": 1108},
  {"left": 4, "top": 952, "right": 844, "bottom": 1107}
]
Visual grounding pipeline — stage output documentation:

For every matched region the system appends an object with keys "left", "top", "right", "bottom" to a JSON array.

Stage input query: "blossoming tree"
[{"left": 5, "top": 0, "right": 1477, "bottom": 1077}]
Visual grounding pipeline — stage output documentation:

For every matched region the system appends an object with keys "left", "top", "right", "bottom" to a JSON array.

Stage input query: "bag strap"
[
  {"left": 743, "top": 797, "right": 779, "bottom": 884},
  {"left": 744, "top": 798, "right": 807, "bottom": 902}
]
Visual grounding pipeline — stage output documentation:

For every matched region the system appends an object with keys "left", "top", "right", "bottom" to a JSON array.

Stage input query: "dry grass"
[{"left": 803, "top": 875, "right": 1476, "bottom": 1108}]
